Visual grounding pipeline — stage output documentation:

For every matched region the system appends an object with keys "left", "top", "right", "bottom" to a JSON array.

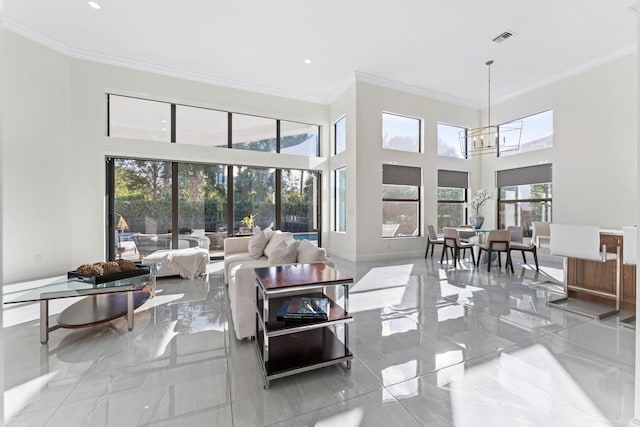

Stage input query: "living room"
[{"left": 2, "top": 1, "right": 640, "bottom": 426}]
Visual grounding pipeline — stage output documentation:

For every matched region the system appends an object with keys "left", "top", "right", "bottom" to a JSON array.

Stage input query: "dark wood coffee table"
[{"left": 254, "top": 263, "right": 353, "bottom": 389}]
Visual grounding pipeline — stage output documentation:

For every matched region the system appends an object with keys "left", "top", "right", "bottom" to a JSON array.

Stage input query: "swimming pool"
[{"left": 292, "top": 232, "right": 318, "bottom": 242}]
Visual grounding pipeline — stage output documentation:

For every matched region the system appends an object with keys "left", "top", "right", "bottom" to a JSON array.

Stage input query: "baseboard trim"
[
  {"left": 327, "top": 248, "right": 356, "bottom": 262},
  {"left": 355, "top": 250, "right": 423, "bottom": 262}
]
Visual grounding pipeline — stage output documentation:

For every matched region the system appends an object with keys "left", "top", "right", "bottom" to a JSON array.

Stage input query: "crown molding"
[
  {"left": 327, "top": 72, "right": 357, "bottom": 104},
  {"left": 4, "top": 17, "right": 73, "bottom": 56},
  {"left": 493, "top": 44, "right": 638, "bottom": 105},
  {"left": 353, "top": 71, "right": 481, "bottom": 109},
  {"left": 5, "top": 17, "right": 637, "bottom": 109},
  {"left": 3, "top": 18, "right": 328, "bottom": 105}
]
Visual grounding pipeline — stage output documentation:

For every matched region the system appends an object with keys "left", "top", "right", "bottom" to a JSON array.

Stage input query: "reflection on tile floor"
[{"left": 3, "top": 255, "right": 636, "bottom": 426}]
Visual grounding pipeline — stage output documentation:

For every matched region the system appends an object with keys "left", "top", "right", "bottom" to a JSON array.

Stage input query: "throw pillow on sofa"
[
  {"left": 263, "top": 231, "right": 292, "bottom": 258},
  {"left": 269, "top": 240, "right": 300, "bottom": 265},
  {"left": 297, "top": 239, "right": 327, "bottom": 263},
  {"left": 248, "top": 230, "right": 269, "bottom": 259}
]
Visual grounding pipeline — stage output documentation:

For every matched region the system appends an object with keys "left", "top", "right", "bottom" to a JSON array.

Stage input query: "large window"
[
  {"left": 177, "top": 163, "right": 227, "bottom": 251},
  {"left": 499, "top": 110, "right": 553, "bottom": 157},
  {"left": 109, "top": 159, "right": 321, "bottom": 260},
  {"left": 335, "top": 168, "right": 346, "bottom": 232},
  {"left": 382, "top": 112, "right": 421, "bottom": 153},
  {"left": 107, "top": 94, "right": 320, "bottom": 156},
  {"left": 232, "top": 114, "right": 277, "bottom": 152},
  {"left": 281, "top": 170, "right": 319, "bottom": 242},
  {"left": 335, "top": 116, "right": 346, "bottom": 155},
  {"left": 382, "top": 164, "right": 421, "bottom": 238},
  {"left": 437, "top": 123, "right": 466, "bottom": 159},
  {"left": 112, "top": 159, "right": 173, "bottom": 260},
  {"left": 176, "top": 105, "right": 228, "bottom": 147},
  {"left": 437, "top": 170, "right": 468, "bottom": 232},
  {"left": 280, "top": 121, "right": 319, "bottom": 157},
  {"left": 497, "top": 164, "right": 552, "bottom": 236},
  {"left": 233, "top": 167, "right": 276, "bottom": 233},
  {"left": 108, "top": 95, "right": 171, "bottom": 142}
]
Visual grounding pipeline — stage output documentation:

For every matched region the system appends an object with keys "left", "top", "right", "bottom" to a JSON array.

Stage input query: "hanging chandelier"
[{"left": 460, "top": 60, "right": 523, "bottom": 156}]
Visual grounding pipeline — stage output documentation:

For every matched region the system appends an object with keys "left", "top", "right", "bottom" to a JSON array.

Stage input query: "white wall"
[
  {"left": 4, "top": 31, "right": 330, "bottom": 283},
  {"left": 3, "top": 31, "right": 71, "bottom": 282},
  {"left": 4, "top": 30, "right": 638, "bottom": 282},
  {"left": 328, "top": 83, "right": 357, "bottom": 260},
  {"left": 482, "top": 53, "right": 637, "bottom": 229},
  {"left": 352, "top": 82, "right": 479, "bottom": 261},
  {"left": 0, "top": 2, "right": 6, "bottom": 420}
]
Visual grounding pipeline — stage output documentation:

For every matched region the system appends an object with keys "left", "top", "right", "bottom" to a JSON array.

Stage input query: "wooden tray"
[{"left": 67, "top": 266, "right": 150, "bottom": 285}]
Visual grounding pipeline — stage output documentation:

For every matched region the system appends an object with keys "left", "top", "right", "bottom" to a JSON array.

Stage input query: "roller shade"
[
  {"left": 438, "top": 169, "right": 468, "bottom": 188},
  {"left": 383, "top": 164, "right": 421, "bottom": 186},
  {"left": 496, "top": 163, "right": 552, "bottom": 188}
]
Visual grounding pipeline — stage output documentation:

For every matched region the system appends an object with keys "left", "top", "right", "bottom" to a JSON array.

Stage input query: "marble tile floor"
[{"left": 3, "top": 254, "right": 635, "bottom": 426}]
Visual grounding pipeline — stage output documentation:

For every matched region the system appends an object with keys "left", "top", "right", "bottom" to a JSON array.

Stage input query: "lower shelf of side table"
[{"left": 256, "top": 327, "right": 352, "bottom": 382}]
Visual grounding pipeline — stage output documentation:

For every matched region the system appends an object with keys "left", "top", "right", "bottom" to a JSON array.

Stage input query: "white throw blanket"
[{"left": 146, "top": 248, "right": 209, "bottom": 279}]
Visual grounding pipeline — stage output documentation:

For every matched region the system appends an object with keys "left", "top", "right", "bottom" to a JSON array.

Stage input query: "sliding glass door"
[
  {"left": 281, "top": 169, "right": 319, "bottom": 243},
  {"left": 233, "top": 167, "right": 275, "bottom": 234},
  {"left": 112, "top": 159, "right": 172, "bottom": 261},
  {"left": 178, "top": 163, "right": 227, "bottom": 254}
]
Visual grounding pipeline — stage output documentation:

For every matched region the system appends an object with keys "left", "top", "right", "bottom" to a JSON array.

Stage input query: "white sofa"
[{"left": 224, "top": 231, "right": 332, "bottom": 340}]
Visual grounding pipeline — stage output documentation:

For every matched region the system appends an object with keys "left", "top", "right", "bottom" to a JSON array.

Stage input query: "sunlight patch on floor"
[
  {"left": 446, "top": 344, "right": 610, "bottom": 427},
  {"left": 4, "top": 371, "right": 59, "bottom": 423}
]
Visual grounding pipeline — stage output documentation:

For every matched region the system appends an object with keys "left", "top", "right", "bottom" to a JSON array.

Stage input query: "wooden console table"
[{"left": 566, "top": 229, "right": 636, "bottom": 310}]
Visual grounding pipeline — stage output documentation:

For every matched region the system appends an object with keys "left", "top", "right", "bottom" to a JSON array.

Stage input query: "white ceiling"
[{"left": 4, "top": 0, "right": 637, "bottom": 106}]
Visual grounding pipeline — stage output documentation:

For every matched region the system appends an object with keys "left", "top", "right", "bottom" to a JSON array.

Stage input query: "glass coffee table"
[{"left": 4, "top": 262, "right": 162, "bottom": 344}]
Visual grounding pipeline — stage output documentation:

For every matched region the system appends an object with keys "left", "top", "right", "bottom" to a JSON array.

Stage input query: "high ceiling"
[{"left": 4, "top": 0, "right": 637, "bottom": 106}]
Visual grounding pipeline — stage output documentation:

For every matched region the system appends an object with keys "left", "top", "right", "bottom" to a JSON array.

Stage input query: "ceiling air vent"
[{"left": 492, "top": 31, "right": 517, "bottom": 43}]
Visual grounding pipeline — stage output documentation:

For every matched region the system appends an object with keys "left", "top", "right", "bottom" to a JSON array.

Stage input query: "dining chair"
[
  {"left": 457, "top": 224, "right": 477, "bottom": 257},
  {"left": 476, "top": 229, "right": 514, "bottom": 273},
  {"left": 457, "top": 224, "right": 476, "bottom": 241},
  {"left": 441, "top": 227, "right": 476, "bottom": 267},
  {"left": 507, "top": 225, "right": 539, "bottom": 271},
  {"left": 532, "top": 222, "right": 551, "bottom": 248},
  {"left": 425, "top": 225, "right": 445, "bottom": 258}
]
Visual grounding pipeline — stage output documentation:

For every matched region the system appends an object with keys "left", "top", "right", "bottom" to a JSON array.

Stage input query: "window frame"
[
  {"left": 107, "top": 93, "right": 321, "bottom": 156},
  {"left": 437, "top": 122, "right": 467, "bottom": 159},
  {"left": 334, "top": 116, "right": 346, "bottom": 155},
  {"left": 334, "top": 167, "right": 346, "bottom": 232},
  {"left": 498, "top": 109, "right": 554, "bottom": 157},
  {"left": 382, "top": 164, "right": 422, "bottom": 238},
  {"left": 436, "top": 187, "right": 468, "bottom": 232},
  {"left": 497, "top": 183, "right": 553, "bottom": 236},
  {"left": 381, "top": 112, "right": 422, "bottom": 153},
  {"left": 107, "top": 157, "right": 323, "bottom": 260}
]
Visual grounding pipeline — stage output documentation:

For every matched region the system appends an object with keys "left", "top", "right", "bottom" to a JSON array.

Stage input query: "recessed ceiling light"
[
  {"left": 304, "top": 59, "right": 312, "bottom": 64},
  {"left": 88, "top": 1, "right": 101, "bottom": 9}
]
